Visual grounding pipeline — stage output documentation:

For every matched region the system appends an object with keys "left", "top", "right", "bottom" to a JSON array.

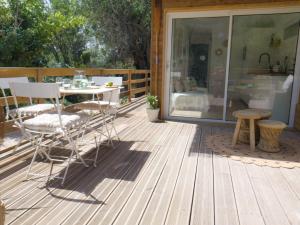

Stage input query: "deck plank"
[
  {"left": 263, "top": 167, "right": 300, "bottom": 224},
  {"left": 51, "top": 122, "right": 172, "bottom": 225},
  {"left": 189, "top": 126, "right": 214, "bottom": 225},
  {"left": 228, "top": 160, "right": 265, "bottom": 225},
  {"left": 88, "top": 123, "right": 190, "bottom": 225},
  {"left": 164, "top": 126, "right": 201, "bottom": 225},
  {"left": 246, "top": 164, "right": 291, "bottom": 225}
]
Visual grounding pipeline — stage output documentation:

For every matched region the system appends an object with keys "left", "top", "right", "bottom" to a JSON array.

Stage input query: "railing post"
[
  {"left": 0, "top": 200, "right": 5, "bottom": 225},
  {"left": 36, "top": 68, "right": 44, "bottom": 103},
  {"left": 0, "top": 106, "right": 4, "bottom": 142},
  {"left": 128, "top": 70, "right": 132, "bottom": 103},
  {"left": 145, "top": 72, "right": 148, "bottom": 95},
  {"left": 37, "top": 68, "right": 43, "bottom": 82}
]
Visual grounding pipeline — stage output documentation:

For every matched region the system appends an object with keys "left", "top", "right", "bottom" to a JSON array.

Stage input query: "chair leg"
[
  {"left": 93, "top": 135, "right": 101, "bottom": 167},
  {"left": 65, "top": 130, "right": 88, "bottom": 168},
  {"left": 26, "top": 134, "right": 44, "bottom": 179},
  {"left": 232, "top": 118, "right": 242, "bottom": 146},
  {"left": 47, "top": 160, "right": 54, "bottom": 183},
  {"left": 61, "top": 148, "right": 75, "bottom": 186},
  {"left": 111, "top": 115, "right": 120, "bottom": 142}
]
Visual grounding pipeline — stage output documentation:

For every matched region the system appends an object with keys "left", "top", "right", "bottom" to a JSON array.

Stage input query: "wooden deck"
[{"left": 1, "top": 101, "right": 300, "bottom": 225}]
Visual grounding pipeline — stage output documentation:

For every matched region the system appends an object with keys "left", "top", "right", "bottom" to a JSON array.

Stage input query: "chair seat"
[
  {"left": 74, "top": 101, "right": 118, "bottom": 111},
  {"left": 23, "top": 112, "right": 88, "bottom": 133},
  {"left": 10, "top": 104, "right": 56, "bottom": 117}
]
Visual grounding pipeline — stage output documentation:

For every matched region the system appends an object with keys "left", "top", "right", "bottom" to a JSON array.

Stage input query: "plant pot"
[{"left": 146, "top": 108, "right": 160, "bottom": 122}]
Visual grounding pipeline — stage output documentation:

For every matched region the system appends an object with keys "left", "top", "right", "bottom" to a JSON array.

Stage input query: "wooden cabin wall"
[{"left": 150, "top": 0, "right": 300, "bottom": 118}]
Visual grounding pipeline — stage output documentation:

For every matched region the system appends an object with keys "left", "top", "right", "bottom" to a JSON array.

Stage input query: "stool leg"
[
  {"left": 250, "top": 119, "right": 256, "bottom": 151},
  {"left": 232, "top": 118, "right": 242, "bottom": 146}
]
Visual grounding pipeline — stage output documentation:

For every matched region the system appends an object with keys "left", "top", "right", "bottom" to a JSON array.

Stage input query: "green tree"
[
  {"left": 84, "top": 0, "right": 151, "bottom": 69},
  {"left": 44, "top": 0, "right": 90, "bottom": 67},
  {"left": 0, "top": 0, "right": 50, "bottom": 66}
]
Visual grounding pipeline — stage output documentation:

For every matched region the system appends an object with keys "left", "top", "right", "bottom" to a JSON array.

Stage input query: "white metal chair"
[
  {"left": 9, "top": 82, "right": 89, "bottom": 185},
  {"left": 91, "top": 76, "right": 123, "bottom": 86},
  {"left": 91, "top": 77, "right": 121, "bottom": 143},
  {"left": 75, "top": 77, "right": 122, "bottom": 148},
  {"left": 0, "top": 77, "right": 56, "bottom": 151}
]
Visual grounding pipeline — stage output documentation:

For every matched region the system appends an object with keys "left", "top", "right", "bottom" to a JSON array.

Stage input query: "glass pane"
[
  {"left": 169, "top": 17, "right": 229, "bottom": 119},
  {"left": 226, "top": 13, "right": 300, "bottom": 123}
]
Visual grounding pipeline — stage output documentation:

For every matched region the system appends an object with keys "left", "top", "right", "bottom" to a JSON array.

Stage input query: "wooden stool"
[
  {"left": 236, "top": 109, "right": 272, "bottom": 144},
  {"left": 232, "top": 109, "right": 271, "bottom": 151},
  {"left": 257, "top": 120, "right": 286, "bottom": 153}
]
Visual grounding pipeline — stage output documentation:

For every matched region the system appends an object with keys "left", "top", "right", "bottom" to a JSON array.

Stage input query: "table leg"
[
  {"left": 232, "top": 118, "right": 242, "bottom": 146},
  {"left": 250, "top": 119, "right": 256, "bottom": 151}
]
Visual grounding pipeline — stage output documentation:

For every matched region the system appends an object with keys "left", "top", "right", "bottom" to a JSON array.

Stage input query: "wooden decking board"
[
  {"left": 131, "top": 124, "right": 194, "bottom": 225},
  {"left": 164, "top": 125, "right": 201, "bottom": 225},
  {"left": 189, "top": 126, "right": 214, "bottom": 225},
  {"left": 1, "top": 103, "right": 300, "bottom": 225},
  {"left": 62, "top": 123, "right": 175, "bottom": 225},
  {"left": 280, "top": 168, "right": 300, "bottom": 200},
  {"left": 40, "top": 121, "right": 166, "bottom": 225},
  {"left": 228, "top": 160, "right": 265, "bottom": 225},
  {"left": 8, "top": 116, "right": 149, "bottom": 225},
  {"left": 246, "top": 164, "right": 291, "bottom": 225},
  {"left": 263, "top": 167, "right": 300, "bottom": 225},
  {"left": 86, "top": 123, "right": 184, "bottom": 225},
  {"left": 110, "top": 124, "right": 193, "bottom": 225},
  {"left": 86, "top": 123, "right": 185, "bottom": 225},
  {"left": 212, "top": 127, "right": 240, "bottom": 225}
]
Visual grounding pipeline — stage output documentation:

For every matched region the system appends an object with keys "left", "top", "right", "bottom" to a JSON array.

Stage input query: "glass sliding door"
[
  {"left": 169, "top": 17, "right": 229, "bottom": 119},
  {"left": 226, "top": 13, "right": 300, "bottom": 123}
]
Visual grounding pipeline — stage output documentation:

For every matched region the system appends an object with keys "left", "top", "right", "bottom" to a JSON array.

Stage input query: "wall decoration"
[{"left": 215, "top": 48, "right": 223, "bottom": 56}]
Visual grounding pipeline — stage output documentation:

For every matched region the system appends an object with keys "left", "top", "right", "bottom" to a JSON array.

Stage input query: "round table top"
[
  {"left": 257, "top": 120, "right": 287, "bottom": 129},
  {"left": 233, "top": 109, "right": 272, "bottom": 119}
]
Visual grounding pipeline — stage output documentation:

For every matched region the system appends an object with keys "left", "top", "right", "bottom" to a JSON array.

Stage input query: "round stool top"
[
  {"left": 233, "top": 109, "right": 271, "bottom": 119},
  {"left": 257, "top": 120, "right": 287, "bottom": 129}
]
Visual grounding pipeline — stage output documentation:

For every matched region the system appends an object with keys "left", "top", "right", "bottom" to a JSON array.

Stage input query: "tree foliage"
[
  {"left": 0, "top": 0, "right": 151, "bottom": 69},
  {"left": 84, "top": 0, "right": 151, "bottom": 69}
]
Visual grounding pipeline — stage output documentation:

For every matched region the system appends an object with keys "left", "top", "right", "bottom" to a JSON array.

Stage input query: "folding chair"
[
  {"left": 91, "top": 77, "right": 121, "bottom": 143},
  {"left": 91, "top": 76, "right": 122, "bottom": 86},
  {"left": 9, "top": 82, "right": 89, "bottom": 185},
  {"left": 0, "top": 77, "right": 56, "bottom": 151},
  {"left": 75, "top": 77, "right": 122, "bottom": 150}
]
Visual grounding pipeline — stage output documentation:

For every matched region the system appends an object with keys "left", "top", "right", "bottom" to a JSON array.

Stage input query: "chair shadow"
[{"left": 36, "top": 139, "right": 150, "bottom": 205}]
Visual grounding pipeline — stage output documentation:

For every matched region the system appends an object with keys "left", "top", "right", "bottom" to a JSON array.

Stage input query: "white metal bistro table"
[{"left": 60, "top": 86, "right": 119, "bottom": 101}]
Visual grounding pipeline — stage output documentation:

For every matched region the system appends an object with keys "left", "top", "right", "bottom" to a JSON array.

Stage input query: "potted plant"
[{"left": 146, "top": 94, "right": 160, "bottom": 122}]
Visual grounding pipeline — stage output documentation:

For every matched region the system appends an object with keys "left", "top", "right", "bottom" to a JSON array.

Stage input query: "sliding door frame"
[{"left": 164, "top": 6, "right": 300, "bottom": 126}]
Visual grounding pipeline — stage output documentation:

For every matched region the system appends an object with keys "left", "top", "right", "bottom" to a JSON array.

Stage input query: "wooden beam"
[{"left": 131, "top": 87, "right": 146, "bottom": 95}]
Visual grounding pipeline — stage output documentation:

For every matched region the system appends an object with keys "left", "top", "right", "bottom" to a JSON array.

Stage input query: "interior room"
[{"left": 168, "top": 12, "right": 300, "bottom": 123}]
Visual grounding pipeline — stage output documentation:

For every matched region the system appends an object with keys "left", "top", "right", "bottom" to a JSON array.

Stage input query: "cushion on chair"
[
  {"left": 10, "top": 104, "right": 56, "bottom": 117},
  {"left": 23, "top": 112, "right": 88, "bottom": 133},
  {"left": 74, "top": 101, "right": 117, "bottom": 111}
]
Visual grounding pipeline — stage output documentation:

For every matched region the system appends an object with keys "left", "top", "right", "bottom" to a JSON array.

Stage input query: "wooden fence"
[{"left": 0, "top": 68, "right": 151, "bottom": 137}]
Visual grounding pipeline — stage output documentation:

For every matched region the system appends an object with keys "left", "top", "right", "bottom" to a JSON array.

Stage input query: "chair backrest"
[
  {"left": 92, "top": 76, "right": 123, "bottom": 86},
  {"left": 0, "top": 77, "right": 29, "bottom": 120},
  {"left": 103, "top": 88, "right": 121, "bottom": 107},
  {"left": 9, "top": 82, "right": 61, "bottom": 99},
  {"left": 9, "top": 82, "right": 62, "bottom": 127},
  {"left": 0, "top": 77, "right": 29, "bottom": 90}
]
